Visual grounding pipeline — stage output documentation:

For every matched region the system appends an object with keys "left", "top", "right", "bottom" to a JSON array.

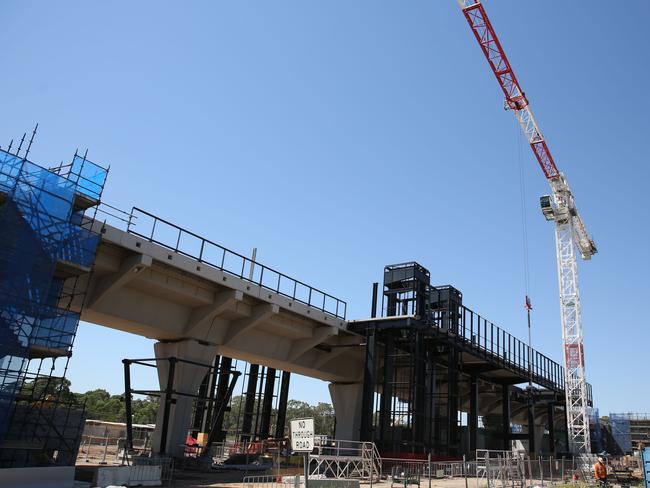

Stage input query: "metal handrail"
[
  {"left": 126, "top": 207, "right": 347, "bottom": 319},
  {"left": 430, "top": 306, "right": 565, "bottom": 391}
]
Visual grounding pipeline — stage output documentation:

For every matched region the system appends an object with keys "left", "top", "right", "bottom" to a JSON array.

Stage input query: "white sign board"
[{"left": 290, "top": 418, "right": 314, "bottom": 452}]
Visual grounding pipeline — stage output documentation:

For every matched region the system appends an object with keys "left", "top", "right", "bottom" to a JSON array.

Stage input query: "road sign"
[{"left": 290, "top": 418, "right": 314, "bottom": 452}]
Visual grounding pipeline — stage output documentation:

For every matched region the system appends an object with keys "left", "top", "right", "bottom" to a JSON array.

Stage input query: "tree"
[
  {"left": 284, "top": 400, "right": 335, "bottom": 437},
  {"left": 22, "top": 379, "right": 335, "bottom": 437},
  {"left": 21, "top": 377, "right": 76, "bottom": 403}
]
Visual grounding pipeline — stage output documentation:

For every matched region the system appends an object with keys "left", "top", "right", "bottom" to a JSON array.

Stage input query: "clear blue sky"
[{"left": 1, "top": 1, "right": 648, "bottom": 414}]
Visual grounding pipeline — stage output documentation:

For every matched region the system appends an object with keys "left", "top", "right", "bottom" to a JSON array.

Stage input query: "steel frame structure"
[
  {"left": 456, "top": 0, "right": 596, "bottom": 454},
  {"left": 122, "top": 356, "right": 242, "bottom": 455},
  {"left": 308, "top": 439, "right": 381, "bottom": 481},
  {"left": 355, "top": 262, "right": 593, "bottom": 457}
]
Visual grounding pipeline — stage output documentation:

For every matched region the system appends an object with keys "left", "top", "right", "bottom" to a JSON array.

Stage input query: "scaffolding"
[
  {"left": 0, "top": 144, "right": 107, "bottom": 468},
  {"left": 610, "top": 413, "right": 650, "bottom": 454},
  {"left": 588, "top": 408, "right": 603, "bottom": 453}
]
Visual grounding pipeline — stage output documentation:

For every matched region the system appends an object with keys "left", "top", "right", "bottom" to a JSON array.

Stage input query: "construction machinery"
[{"left": 456, "top": 0, "right": 596, "bottom": 454}]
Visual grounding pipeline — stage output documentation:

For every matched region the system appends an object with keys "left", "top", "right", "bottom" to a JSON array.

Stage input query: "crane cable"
[
  {"left": 516, "top": 121, "right": 531, "bottom": 300},
  {"left": 515, "top": 118, "right": 534, "bottom": 388}
]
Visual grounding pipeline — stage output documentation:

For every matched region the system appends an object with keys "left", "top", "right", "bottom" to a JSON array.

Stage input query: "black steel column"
[
  {"left": 192, "top": 371, "right": 210, "bottom": 433},
  {"left": 469, "top": 374, "right": 478, "bottom": 453},
  {"left": 371, "top": 282, "right": 379, "bottom": 319},
  {"left": 360, "top": 326, "right": 377, "bottom": 441},
  {"left": 211, "top": 356, "right": 232, "bottom": 442},
  {"left": 123, "top": 359, "right": 133, "bottom": 450},
  {"left": 425, "top": 354, "right": 436, "bottom": 450},
  {"left": 547, "top": 402, "right": 556, "bottom": 455},
  {"left": 206, "top": 371, "right": 240, "bottom": 448},
  {"left": 379, "top": 335, "right": 395, "bottom": 448},
  {"left": 201, "top": 355, "right": 220, "bottom": 433},
  {"left": 563, "top": 403, "right": 571, "bottom": 452},
  {"left": 447, "top": 347, "right": 459, "bottom": 455},
  {"left": 502, "top": 385, "right": 510, "bottom": 450},
  {"left": 159, "top": 357, "right": 176, "bottom": 455},
  {"left": 413, "top": 332, "right": 426, "bottom": 444},
  {"left": 433, "top": 355, "right": 442, "bottom": 453},
  {"left": 241, "top": 364, "right": 260, "bottom": 443},
  {"left": 275, "top": 371, "right": 291, "bottom": 438},
  {"left": 259, "top": 368, "right": 276, "bottom": 439},
  {"left": 528, "top": 400, "right": 536, "bottom": 455}
]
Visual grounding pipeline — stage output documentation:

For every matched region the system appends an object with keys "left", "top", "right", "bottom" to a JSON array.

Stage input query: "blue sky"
[{"left": 1, "top": 1, "right": 648, "bottom": 414}]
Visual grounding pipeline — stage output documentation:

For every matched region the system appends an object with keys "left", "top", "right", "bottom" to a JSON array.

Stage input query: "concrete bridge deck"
[{"left": 76, "top": 217, "right": 361, "bottom": 384}]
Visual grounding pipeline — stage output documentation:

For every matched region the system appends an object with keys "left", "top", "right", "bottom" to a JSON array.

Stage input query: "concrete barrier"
[{"left": 95, "top": 465, "right": 162, "bottom": 487}]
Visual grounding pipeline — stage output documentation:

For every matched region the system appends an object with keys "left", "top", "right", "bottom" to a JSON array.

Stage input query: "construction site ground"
[{"left": 163, "top": 475, "right": 640, "bottom": 488}]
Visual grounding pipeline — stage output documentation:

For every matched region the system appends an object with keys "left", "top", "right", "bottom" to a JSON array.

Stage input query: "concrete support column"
[
  {"left": 151, "top": 339, "right": 215, "bottom": 457},
  {"left": 329, "top": 382, "right": 363, "bottom": 441}
]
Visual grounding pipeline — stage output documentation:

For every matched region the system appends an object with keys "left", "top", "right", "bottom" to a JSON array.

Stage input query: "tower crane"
[{"left": 455, "top": 0, "right": 596, "bottom": 454}]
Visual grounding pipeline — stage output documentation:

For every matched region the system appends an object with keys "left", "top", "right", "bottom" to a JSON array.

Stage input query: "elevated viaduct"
[
  {"left": 0, "top": 149, "right": 591, "bottom": 464},
  {"left": 74, "top": 208, "right": 589, "bottom": 457}
]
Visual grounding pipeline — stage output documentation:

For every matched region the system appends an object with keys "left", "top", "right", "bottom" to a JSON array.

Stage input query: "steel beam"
[
  {"left": 469, "top": 374, "right": 478, "bottom": 452},
  {"left": 240, "top": 364, "right": 259, "bottom": 442},
  {"left": 259, "top": 367, "right": 276, "bottom": 439},
  {"left": 275, "top": 371, "right": 291, "bottom": 438},
  {"left": 360, "top": 327, "right": 376, "bottom": 442},
  {"left": 502, "top": 385, "right": 511, "bottom": 450}
]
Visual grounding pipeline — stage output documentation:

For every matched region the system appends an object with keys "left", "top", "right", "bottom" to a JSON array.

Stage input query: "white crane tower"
[{"left": 456, "top": 0, "right": 596, "bottom": 454}]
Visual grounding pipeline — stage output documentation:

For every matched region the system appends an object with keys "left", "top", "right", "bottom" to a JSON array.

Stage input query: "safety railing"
[
  {"left": 429, "top": 306, "right": 565, "bottom": 391},
  {"left": 126, "top": 207, "right": 347, "bottom": 319},
  {"left": 381, "top": 458, "right": 465, "bottom": 479},
  {"left": 379, "top": 454, "right": 582, "bottom": 484},
  {"left": 309, "top": 439, "right": 380, "bottom": 481},
  {"left": 244, "top": 474, "right": 301, "bottom": 488}
]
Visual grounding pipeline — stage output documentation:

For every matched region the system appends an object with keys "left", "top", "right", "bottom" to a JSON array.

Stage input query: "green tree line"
[{"left": 22, "top": 378, "right": 335, "bottom": 436}]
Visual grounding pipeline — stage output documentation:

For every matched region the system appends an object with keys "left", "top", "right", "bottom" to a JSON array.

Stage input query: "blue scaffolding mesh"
[
  {"left": 610, "top": 413, "right": 633, "bottom": 454},
  {"left": 589, "top": 408, "right": 603, "bottom": 453},
  {"left": 0, "top": 147, "right": 107, "bottom": 463}
]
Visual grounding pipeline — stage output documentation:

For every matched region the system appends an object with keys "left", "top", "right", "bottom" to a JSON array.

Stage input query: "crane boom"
[{"left": 456, "top": 0, "right": 596, "bottom": 454}]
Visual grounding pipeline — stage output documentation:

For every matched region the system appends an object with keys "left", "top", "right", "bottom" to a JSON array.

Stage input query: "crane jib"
[
  {"left": 462, "top": 2, "right": 560, "bottom": 181},
  {"left": 530, "top": 140, "right": 560, "bottom": 180},
  {"left": 461, "top": 3, "right": 528, "bottom": 111}
]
